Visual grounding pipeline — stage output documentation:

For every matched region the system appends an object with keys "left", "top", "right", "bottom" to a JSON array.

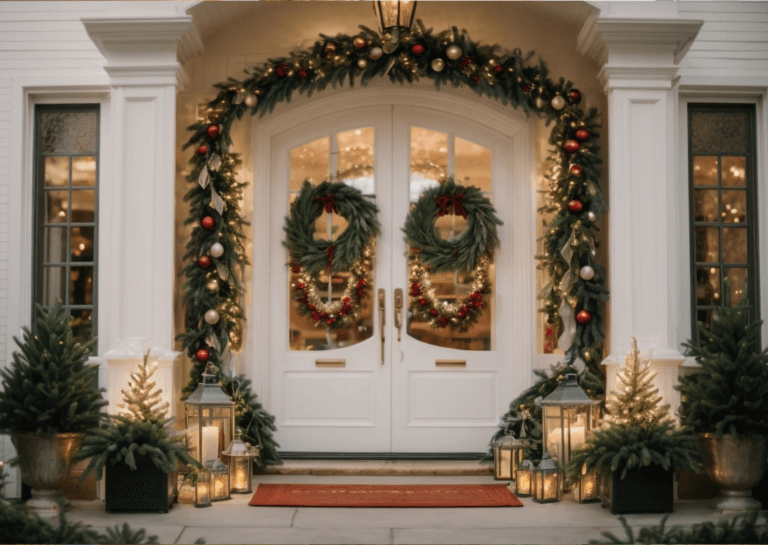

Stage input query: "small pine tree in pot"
[
  {"left": 677, "top": 283, "right": 768, "bottom": 511},
  {"left": 568, "top": 338, "right": 701, "bottom": 514},
  {"left": 0, "top": 303, "right": 107, "bottom": 517}
]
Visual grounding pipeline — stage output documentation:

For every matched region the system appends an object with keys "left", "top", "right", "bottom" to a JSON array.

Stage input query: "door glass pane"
[
  {"left": 44, "top": 156, "right": 69, "bottom": 187},
  {"left": 693, "top": 156, "right": 718, "bottom": 186},
  {"left": 410, "top": 127, "right": 447, "bottom": 202},
  {"left": 71, "top": 226, "right": 94, "bottom": 262},
  {"left": 454, "top": 137, "right": 491, "bottom": 193},
  {"left": 696, "top": 267, "right": 720, "bottom": 306},
  {"left": 723, "top": 228, "right": 747, "bottom": 263},
  {"left": 722, "top": 190, "right": 746, "bottom": 224},
  {"left": 70, "top": 309, "right": 93, "bottom": 343},
  {"left": 72, "top": 156, "right": 97, "bottom": 187},
  {"left": 45, "top": 190, "right": 69, "bottom": 223},
  {"left": 71, "top": 190, "right": 95, "bottom": 222},
  {"left": 693, "top": 189, "right": 718, "bottom": 222},
  {"left": 39, "top": 110, "right": 98, "bottom": 154},
  {"left": 722, "top": 156, "right": 746, "bottom": 187},
  {"left": 288, "top": 130, "right": 375, "bottom": 351},
  {"left": 41, "top": 266, "right": 66, "bottom": 306},
  {"left": 724, "top": 267, "right": 748, "bottom": 306},
  {"left": 69, "top": 266, "right": 93, "bottom": 305},
  {"left": 695, "top": 226, "right": 719, "bottom": 263},
  {"left": 43, "top": 226, "right": 67, "bottom": 264}
]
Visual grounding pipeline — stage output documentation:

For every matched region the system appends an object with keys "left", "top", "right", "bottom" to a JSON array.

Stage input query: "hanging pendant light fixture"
[{"left": 372, "top": 1, "right": 417, "bottom": 53}]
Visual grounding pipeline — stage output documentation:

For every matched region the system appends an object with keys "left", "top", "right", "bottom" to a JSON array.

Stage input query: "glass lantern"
[
  {"left": 494, "top": 432, "right": 528, "bottom": 481},
  {"left": 515, "top": 459, "right": 534, "bottom": 497},
  {"left": 372, "top": 1, "right": 417, "bottom": 34},
  {"left": 185, "top": 363, "right": 235, "bottom": 466},
  {"left": 195, "top": 466, "right": 212, "bottom": 508},
  {"left": 208, "top": 459, "right": 231, "bottom": 502},
  {"left": 574, "top": 464, "right": 600, "bottom": 503},
  {"left": 533, "top": 453, "right": 562, "bottom": 503},
  {"left": 538, "top": 374, "right": 600, "bottom": 469},
  {"left": 223, "top": 430, "right": 261, "bottom": 494}
]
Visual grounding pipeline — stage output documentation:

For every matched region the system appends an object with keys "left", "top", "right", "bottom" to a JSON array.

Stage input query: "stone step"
[{"left": 262, "top": 459, "right": 494, "bottom": 476}]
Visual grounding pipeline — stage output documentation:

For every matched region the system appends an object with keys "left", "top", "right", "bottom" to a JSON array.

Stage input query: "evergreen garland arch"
[{"left": 180, "top": 21, "right": 608, "bottom": 466}]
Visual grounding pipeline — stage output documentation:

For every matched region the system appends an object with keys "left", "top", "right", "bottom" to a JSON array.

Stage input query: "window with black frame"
[
  {"left": 688, "top": 104, "right": 759, "bottom": 340},
  {"left": 33, "top": 105, "right": 99, "bottom": 345}
]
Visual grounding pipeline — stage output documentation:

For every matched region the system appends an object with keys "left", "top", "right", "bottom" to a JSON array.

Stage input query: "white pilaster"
[{"left": 579, "top": 16, "right": 702, "bottom": 419}]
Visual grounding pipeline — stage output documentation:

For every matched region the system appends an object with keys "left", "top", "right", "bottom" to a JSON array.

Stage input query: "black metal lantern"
[
  {"left": 184, "top": 363, "right": 235, "bottom": 466},
  {"left": 533, "top": 453, "right": 562, "bottom": 503},
  {"left": 372, "top": 1, "right": 417, "bottom": 53},
  {"left": 515, "top": 459, "right": 534, "bottom": 497}
]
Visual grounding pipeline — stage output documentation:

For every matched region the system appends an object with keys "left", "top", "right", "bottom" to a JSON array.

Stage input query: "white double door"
[{"left": 269, "top": 102, "right": 518, "bottom": 453}]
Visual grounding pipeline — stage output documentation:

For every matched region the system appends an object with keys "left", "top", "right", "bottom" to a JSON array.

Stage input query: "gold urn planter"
[
  {"left": 698, "top": 433, "right": 767, "bottom": 511},
  {"left": 12, "top": 432, "right": 84, "bottom": 517}
]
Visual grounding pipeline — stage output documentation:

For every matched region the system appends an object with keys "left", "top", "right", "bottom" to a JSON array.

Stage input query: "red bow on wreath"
[
  {"left": 435, "top": 194, "right": 467, "bottom": 219},
  {"left": 314, "top": 194, "right": 339, "bottom": 214}
]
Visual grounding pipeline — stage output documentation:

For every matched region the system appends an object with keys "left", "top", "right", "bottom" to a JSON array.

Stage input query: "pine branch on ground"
[{"left": 117, "top": 349, "right": 170, "bottom": 425}]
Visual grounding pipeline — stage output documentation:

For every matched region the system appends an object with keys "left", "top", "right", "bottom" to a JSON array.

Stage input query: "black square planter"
[
  {"left": 105, "top": 455, "right": 176, "bottom": 513},
  {"left": 600, "top": 465, "right": 673, "bottom": 514}
]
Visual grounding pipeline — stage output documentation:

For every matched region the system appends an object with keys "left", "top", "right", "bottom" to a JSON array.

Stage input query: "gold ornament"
[{"left": 324, "top": 42, "right": 337, "bottom": 54}]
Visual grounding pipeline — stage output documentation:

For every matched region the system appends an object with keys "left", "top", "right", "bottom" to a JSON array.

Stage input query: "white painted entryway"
[{"left": 257, "top": 88, "right": 535, "bottom": 454}]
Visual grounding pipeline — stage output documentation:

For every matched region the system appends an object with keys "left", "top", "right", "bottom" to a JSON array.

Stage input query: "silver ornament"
[
  {"left": 446, "top": 44, "right": 462, "bottom": 60},
  {"left": 580, "top": 266, "right": 595, "bottom": 281},
  {"left": 534, "top": 97, "right": 546, "bottom": 109},
  {"left": 210, "top": 242, "right": 224, "bottom": 258},
  {"left": 357, "top": 58, "right": 368, "bottom": 69},
  {"left": 369, "top": 46, "right": 383, "bottom": 60},
  {"left": 587, "top": 211, "right": 597, "bottom": 222},
  {"left": 204, "top": 309, "right": 220, "bottom": 325},
  {"left": 551, "top": 94, "right": 566, "bottom": 110},
  {"left": 244, "top": 94, "right": 257, "bottom": 108},
  {"left": 206, "top": 279, "right": 219, "bottom": 292},
  {"left": 431, "top": 58, "right": 445, "bottom": 72}
]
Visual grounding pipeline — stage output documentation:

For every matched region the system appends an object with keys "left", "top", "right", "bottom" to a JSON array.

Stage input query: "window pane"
[
  {"left": 696, "top": 267, "right": 720, "bottom": 306},
  {"left": 41, "top": 266, "right": 66, "bottom": 306},
  {"left": 43, "top": 227, "right": 67, "bottom": 264},
  {"left": 722, "top": 228, "right": 747, "bottom": 263},
  {"left": 721, "top": 156, "right": 746, "bottom": 187},
  {"left": 695, "top": 226, "right": 719, "bottom": 263},
  {"left": 722, "top": 190, "right": 747, "bottom": 224},
  {"left": 44, "top": 156, "right": 69, "bottom": 188},
  {"left": 696, "top": 309, "right": 713, "bottom": 331},
  {"left": 70, "top": 309, "right": 93, "bottom": 343},
  {"left": 724, "top": 267, "right": 748, "bottom": 306},
  {"left": 45, "top": 190, "right": 69, "bottom": 223},
  {"left": 40, "top": 111, "right": 98, "bottom": 155},
  {"left": 693, "top": 156, "right": 718, "bottom": 186},
  {"left": 69, "top": 266, "right": 93, "bottom": 305},
  {"left": 337, "top": 127, "right": 374, "bottom": 194},
  {"left": 690, "top": 111, "right": 749, "bottom": 155},
  {"left": 70, "top": 190, "right": 95, "bottom": 222},
  {"left": 72, "top": 156, "right": 96, "bottom": 187},
  {"left": 290, "top": 136, "right": 329, "bottom": 192},
  {"left": 693, "top": 189, "right": 718, "bottom": 222},
  {"left": 455, "top": 137, "right": 491, "bottom": 193},
  {"left": 410, "top": 127, "right": 447, "bottom": 202},
  {"left": 71, "top": 226, "right": 94, "bottom": 262}
]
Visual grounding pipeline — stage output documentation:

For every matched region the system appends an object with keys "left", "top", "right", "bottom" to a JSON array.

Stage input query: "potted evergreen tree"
[
  {"left": 568, "top": 338, "right": 701, "bottom": 514},
  {"left": 0, "top": 303, "right": 106, "bottom": 516},
  {"left": 677, "top": 285, "right": 768, "bottom": 511},
  {"left": 76, "top": 350, "right": 200, "bottom": 513}
]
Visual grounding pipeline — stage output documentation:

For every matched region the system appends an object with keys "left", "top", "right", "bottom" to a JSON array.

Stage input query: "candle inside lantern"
[
  {"left": 499, "top": 450, "right": 511, "bottom": 479},
  {"left": 518, "top": 475, "right": 530, "bottom": 494},
  {"left": 215, "top": 476, "right": 225, "bottom": 497},
  {"left": 547, "top": 426, "right": 586, "bottom": 458},
  {"left": 202, "top": 426, "right": 219, "bottom": 463},
  {"left": 235, "top": 467, "right": 247, "bottom": 490}
]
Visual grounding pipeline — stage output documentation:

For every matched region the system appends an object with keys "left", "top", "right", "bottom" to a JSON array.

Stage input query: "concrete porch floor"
[{"left": 64, "top": 469, "right": 740, "bottom": 545}]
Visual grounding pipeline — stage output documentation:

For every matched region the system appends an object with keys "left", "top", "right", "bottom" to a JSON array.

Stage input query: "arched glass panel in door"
[
  {"left": 406, "top": 126, "right": 495, "bottom": 351},
  {"left": 287, "top": 128, "right": 375, "bottom": 351}
]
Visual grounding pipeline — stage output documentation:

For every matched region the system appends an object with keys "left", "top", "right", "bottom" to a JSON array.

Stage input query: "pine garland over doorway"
[{"left": 180, "top": 21, "right": 608, "bottom": 463}]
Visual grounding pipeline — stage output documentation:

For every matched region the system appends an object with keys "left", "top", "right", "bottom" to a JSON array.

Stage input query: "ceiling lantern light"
[{"left": 373, "top": 1, "right": 417, "bottom": 53}]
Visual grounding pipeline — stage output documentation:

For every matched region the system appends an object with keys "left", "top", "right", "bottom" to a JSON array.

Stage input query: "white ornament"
[
  {"left": 580, "top": 266, "right": 595, "bottom": 281},
  {"left": 534, "top": 97, "right": 546, "bottom": 110},
  {"left": 369, "top": 47, "right": 383, "bottom": 60},
  {"left": 431, "top": 58, "right": 445, "bottom": 72},
  {"left": 357, "top": 58, "right": 368, "bottom": 69},
  {"left": 446, "top": 44, "right": 462, "bottom": 60},
  {"left": 204, "top": 309, "right": 220, "bottom": 325},
  {"left": 244, "top": 94, "right": 257, "bottom": 108},
  {"left": 587, "top": 211, "right": 597, "bottom": 222},
  {"left": 206, "top": 279, "right": 219, "bottom": 292},
  {"left": 551, "top": 94, "right": 566, "bottom": 110},
  {"left": 210, "top": 242, "right": 224, "bottom": 258}
]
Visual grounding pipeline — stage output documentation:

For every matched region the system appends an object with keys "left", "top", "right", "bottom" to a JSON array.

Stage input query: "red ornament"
[
  {"left": 429, "top": 309, "right": 439, "bottom": 316},
  {"left": 438, "top": 316, "right": 449, "bottom": 327},
  {"left": 459, "top": 57, "right": 473, "bottom": 70},
  {"left": 493, "top": 64, "right": 503, "bottom": 74},
  {"left": 320, "top": 312, "right": 328, "bottom": 319},
  {"left": 566, "top": 88, "right": 582, "bottom": 105},
  {"left": 201, "top": 216, "right": 215, "bottom": 230},
  {"left": 308, "top": 304, "right": 316, "bottom": 310},
  {"left": 470, "top": 291, "right": 482, "bottom": 301},
  {"left": 292, "top": 264, "right": 301, "bottom": 273},
  {"left": 206, "top": 125, "right": 220, "bottom": 139},
  {"left": 296, "top": 281, "right": 306, "bottom": 290},
  {"left": 326, "top": 318, "right": 335, "bottom": 325},
  {"left": 312, "top": 311, "right": 321, "bottom": 321},
  {"left": 275, "top": 63, "right": 287, "bottom": 77},
  {"left": 357, "top": 289, "right": 365, "bottom": 298},
  {"left": 458, "top": 310, "right": 467, "bottom": 319},
  {"left": 522, "top": 84, "right": 534, "bottom": 94},
  {"left": 575, "top": 128, "right": 590, "bottom": 141},
  {"left": 569, "top": 164, "right": 583, "bottom": 176},
  {"left": 195, "top": 348, "right": 209, "bottom": 362},
  {"left": 472, "top": 75, "right": 480, "bottom": 83},
  {"left": 576, "top": 310, "right": 592, "bottom": 324},
  {"left": 197, "top": 145, "right": 208, "bottom": 155},
  {"left": 563, "top": 139, "right": 580, "bottom": 153},
  {"left": 411, "top": 43, "right": 425, "bottom": 56},
  {"left": 342, "top": 297, "right": 351, "bottom": 304},
  {"left": 461, "top": 306, "right": 468, "bottom": 314},
  {"left": 568, "top": 200, "right": 584, "bottom": 213},
  {"left": 297, "top": 69, "right": 308, "bottom": 79},
  {"left": 198, "top": 255, "right": 211, "bottom": 269},
  {"left": 419, "top": 298, "right": 428, "bottom": 306}
]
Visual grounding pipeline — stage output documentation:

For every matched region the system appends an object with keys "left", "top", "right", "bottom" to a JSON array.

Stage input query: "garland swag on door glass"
[{"left": 180, "top": 20, "right": 608, "bottom": 464}]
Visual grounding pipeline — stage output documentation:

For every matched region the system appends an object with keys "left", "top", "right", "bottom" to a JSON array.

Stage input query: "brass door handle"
[
  {"left": 378, "top": 288, "right": 385, "bottom": 365},
  {"left": 394, "top": 288, "right": 403, "bottom": 342}
]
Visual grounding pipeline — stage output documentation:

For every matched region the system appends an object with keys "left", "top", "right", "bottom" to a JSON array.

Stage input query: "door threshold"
[{"left": 263, "top": 458, "right": 493, "bottom": 476}]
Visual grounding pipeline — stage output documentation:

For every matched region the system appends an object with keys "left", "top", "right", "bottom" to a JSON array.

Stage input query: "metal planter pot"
[
  {"left": 11, "top": 432, "right": 84, "bottom": 517},
  {"left": 698, "top": 433, "right": 767, "bottom": 511}
]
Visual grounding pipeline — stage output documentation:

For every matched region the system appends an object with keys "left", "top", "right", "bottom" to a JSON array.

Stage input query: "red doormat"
[{"left": 248, "top": 484, "right": 523, "bottom": 507}]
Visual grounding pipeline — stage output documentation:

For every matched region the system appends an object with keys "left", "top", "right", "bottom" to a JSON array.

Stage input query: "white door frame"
[{"left": 251, "top": 85, "right": 537, "bottom": 432}]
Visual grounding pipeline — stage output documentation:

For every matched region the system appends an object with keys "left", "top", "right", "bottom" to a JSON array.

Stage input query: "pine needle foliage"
[
  {"left": 568, "top": 337, "right": 701, "bottom": 481},
  {"left": 0, "top": 302, "right": 106, "bottom": 435},
  {"left": 117, "top": 349, "right": 170, "bottom": 425},
  {"left": 677, "top": 283, "right": 768, "bottom": 439},
  {"left": 594, "top": 510, "right": 768, "bottom": 544}
]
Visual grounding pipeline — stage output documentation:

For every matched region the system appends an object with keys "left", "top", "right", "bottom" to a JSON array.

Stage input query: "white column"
[
  {"left": 82, "top": 18, "right": 202, "bottom": 406},
  {"left": 579, "top": 16, "right": 702, "bottom": 420}
]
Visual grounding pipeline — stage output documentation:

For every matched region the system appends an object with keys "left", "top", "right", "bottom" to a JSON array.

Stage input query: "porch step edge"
[{"left": 262, "top": 460, "right": 494, "bottom": 476}]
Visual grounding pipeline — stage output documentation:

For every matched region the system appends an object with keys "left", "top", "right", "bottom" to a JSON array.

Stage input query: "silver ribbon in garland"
[{"left": 557, "top": 231, "right": 576, "bottom": 350}]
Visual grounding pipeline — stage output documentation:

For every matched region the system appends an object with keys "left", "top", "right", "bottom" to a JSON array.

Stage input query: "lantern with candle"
[
  {"left": 208, "top": 459, "right": 231, "bottom": 501},
  {"left": 537, "top": 374, "right": 600, "bottom": 471},
  {"left": 195, "top": 466, "right": 212, "bottom": 508},
  {"left": 515, "top": 459, "right": 534, "bottom": 497},
  {"left": 184, "top": 363, "right": 235, "bottom": 466},
  {"left": 574, "top": 463, "right": 600, "bottom": 503},
  {"left": 533, "top": 453, "right": 562, "bottom": 503},
  {"left": 493, "top": 426, "right": 529, "bottom": 481},
  {"left": 222, "top": 430, "right": 261, "bottom": 494}
]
